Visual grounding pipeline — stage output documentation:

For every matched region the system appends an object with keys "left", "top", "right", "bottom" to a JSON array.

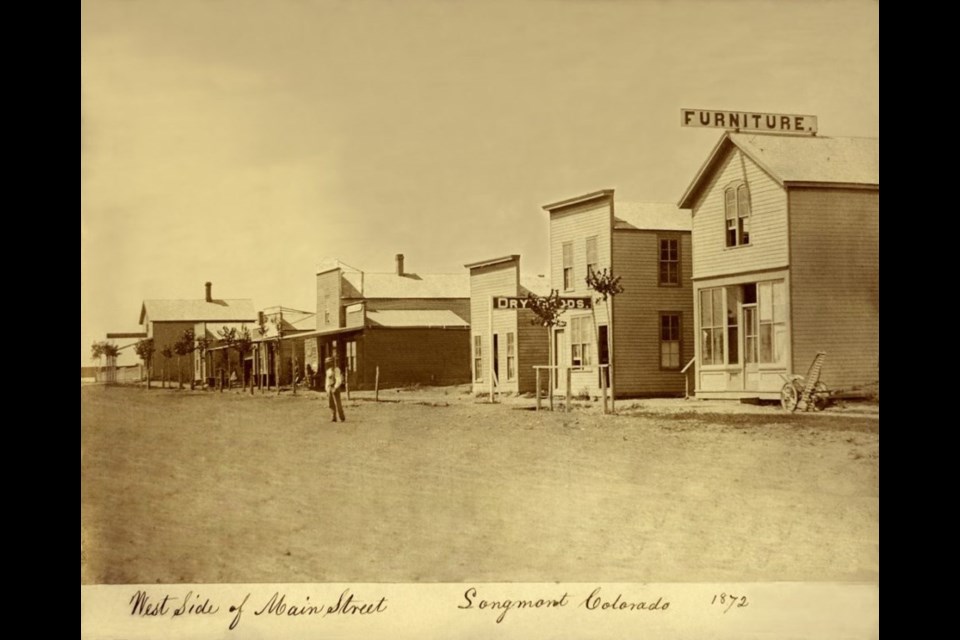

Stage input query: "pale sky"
[{"left": 81, "top": 0, "right": 879, "bottom": 365}]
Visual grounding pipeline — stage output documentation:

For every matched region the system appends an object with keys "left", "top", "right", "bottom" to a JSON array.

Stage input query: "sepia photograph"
[{"left": 81, "top": 0, "right": 878, "bottom": 636}]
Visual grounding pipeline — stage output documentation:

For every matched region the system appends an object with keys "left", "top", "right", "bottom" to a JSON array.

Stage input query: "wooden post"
[
  {"left": 565, "top": 367, "right": 572, "bottom": 413},
  {"left": 375, "top": 366, "right": 380, "bottom": 402},
  {"left": 535, "top": 367, "right": 541, "bottom": 412},
  {"left": 601, "top": 365, "right": 608, "bottom": 414},
  {"left": 548, "top": 367, "right": 554, "bottom": 411},
  {"left": 292, "top": 350, "right": 297, "bottom": 396},
  {"left": 488, "top": 296, "right": 495, "bottom": 404}
]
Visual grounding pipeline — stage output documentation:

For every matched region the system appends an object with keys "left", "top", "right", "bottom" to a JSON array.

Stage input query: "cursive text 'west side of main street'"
[{"left": 129, "top": 589, "right": 387, "bottom": 630}]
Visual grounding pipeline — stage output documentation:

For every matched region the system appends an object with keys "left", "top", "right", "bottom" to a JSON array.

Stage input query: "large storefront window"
[
  {"left": 701, "top": 280, "right": 786, "bottom": 367},
  {"left": 570, "top": 317, "right": 593, "bottom": 367},
  {"left": 758, "top": 281, "right": 787, "bottom": 364},
  {"left": 700, "top": 288, "right": 725, "bottom": 365}
]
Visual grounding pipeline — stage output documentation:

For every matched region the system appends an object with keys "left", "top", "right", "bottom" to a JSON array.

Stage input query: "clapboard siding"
[
  {"left": 548, "top": 198, "right": 612, "bottom": 395},
  {"left": 789, "top": 188, "right": 879, "bottom": 391},
  {"left": 468, "top": 261, "right": 519, "bottom": 393},
  {"left": 361, "top": 328, "right": 471, "bottom": 389},
  {"left": 517, "top": 309, "right": 550, "bottom": 394},
  {"left": 150, "top": 321, "right": 197, "bottom": 381},
  {"left": 316, "top": 270, "right": 342, "bottom": 330},
  {"left": 612, "top": 231, "right": 694, "bottom": 396},
  {"left": 550, "top": 199, "right": 612, "bottom": 298},
  {"left": 692, "top": 149, "right": 788, "bottom": 279}
]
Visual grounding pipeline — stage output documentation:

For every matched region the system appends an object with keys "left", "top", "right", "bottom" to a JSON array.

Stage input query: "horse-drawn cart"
[{"left": 779, "top": 351, "right": 830, "bottom": 412}]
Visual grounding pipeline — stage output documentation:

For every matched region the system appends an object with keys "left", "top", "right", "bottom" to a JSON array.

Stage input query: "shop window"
[
  {"left": 724, "top": 182, "right": 751, "bottom": 247},
  {"left": 473, "top": 335, "right": 482, "bottom": 381},
  {"left": 570, "top": 317, "right": 593, "bottom": 367},
  {"left": 758, "top": 281, "right": 787, "bottom": 364},
  {"left": 659, "top": 237, "right": 680, "bottom": 285},
  {"left": 699, "top": 288, "right": 725, "bottom": 365},
  {"left": 506, "top": 332, "right": 516, "bottom": 380},
  {"left": 563, "top": 242, "right": 574, "bottom": 291},
  {"left": 586, "top": 236, "right": 598, "bottom": 277},
  {"left": 660, "top": 313, "right": 681, "bottom": 369},
  {"left": 346, "top": 341, "right": 357, "bottom": 373}
]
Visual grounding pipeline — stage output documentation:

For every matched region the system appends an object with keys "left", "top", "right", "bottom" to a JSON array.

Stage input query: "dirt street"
[{"left": 80, "top": 385, "right": 878, "bottom": 584}]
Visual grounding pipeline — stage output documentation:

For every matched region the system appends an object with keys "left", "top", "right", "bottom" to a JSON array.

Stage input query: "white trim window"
[
  {"left": 758, "top": 281, "right": 787, "bottom": 365},
  {"left": 570, "top": 316, "right": 593, "bottom": 367},
  {"left": 563, "top": 242, "right": 574, "bottom": 291},
  {"left": 699, "top": 288, "right": 725, "bottom": 365},
  {"left": 473, "top": 335, "right": 483, "bottom": 381},
  {"left": 586, "top": 236, "right": 598, "bottom": 277},
  {"left": 506, "top": 332, "right": 516, "bottom": 380},
  {"left": 724, "top": 182, "right": 751, "bottom": 247}
]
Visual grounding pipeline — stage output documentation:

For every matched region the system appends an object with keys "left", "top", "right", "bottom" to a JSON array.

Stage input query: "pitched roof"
[
  {"left": 614, "top": 202, "right": 691, "bottom": 231},
  {"left": 342, "top": 272, "right": 469, "bottom": 299},
  {"left": 140, "top": 299, "right": 257, "bottom": 324},
  {"left": 365, "top": 309, "right": 469, "bottom": 328},
  {"left": 679, "top": 132, "right": 879, "bottom": 208}
]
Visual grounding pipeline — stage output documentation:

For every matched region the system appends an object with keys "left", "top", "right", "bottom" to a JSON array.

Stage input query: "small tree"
[
  {"left": 160, "top": 347, "right": 173, "bottom": 388},
  {"left": 526, "top": 289, "right": 569, "bottom": 405},
  {"left": 257, "top": 315, "right": 283, "bottom": 395},
  {"left": 218, "top": 326, "right": 254, "bottom": 392},
  {"left": 173, "top": 329, "right": 195, "bottom": 390},
  {"left": 102, "top": 342, "right": 121, "bottom": 384},
  {"left": 585, "top": 267, "right": 624, "bottom": 409},
  {"left": 91, "top": 341, "right": 106, "bottom": 379},
  {"left": 134, "top": 338, "right": 155, "bottom": 389}
]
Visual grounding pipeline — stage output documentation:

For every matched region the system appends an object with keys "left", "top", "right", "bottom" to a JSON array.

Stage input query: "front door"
[{"left": 597, "top": 325, "right": 609, "bottom": 389}]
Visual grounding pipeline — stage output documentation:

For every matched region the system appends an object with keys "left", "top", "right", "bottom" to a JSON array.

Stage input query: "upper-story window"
[
  {"left": 562, "top": 242, "right": 574, "bottom": 291},
  {"left": 659, "top": 237, "right": 680, "bottom": 286},
  {"left": 724, "top": 182, "right": 751, "bottom": 247},
  {"left": 585, "top": 236, "right": 598, "bottom": 277}
]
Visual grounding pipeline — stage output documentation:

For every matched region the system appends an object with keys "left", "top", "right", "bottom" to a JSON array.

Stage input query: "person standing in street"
[{"left": 324, "top": 356, "right": 346, "bottom": 423}]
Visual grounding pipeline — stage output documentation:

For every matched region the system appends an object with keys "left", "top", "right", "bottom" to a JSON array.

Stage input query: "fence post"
[
  {"left": 602, "top": 365, "right": 608, "bottom": 414},
  {"left": 565, "top": 367, "right": 572, "bottom": 413},
  {"left": 375, "top": 366, "right": 380, "bottom": 403},
  {"left": 535, "top": 368, "right": 541, "bottom": 412}
]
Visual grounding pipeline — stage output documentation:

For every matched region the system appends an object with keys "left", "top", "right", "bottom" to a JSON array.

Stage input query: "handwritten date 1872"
[{"left": 711, "top": 593, "right": 749, "bottom": 613}]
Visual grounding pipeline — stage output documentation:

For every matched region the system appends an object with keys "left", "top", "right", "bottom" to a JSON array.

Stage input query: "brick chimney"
[
  {"left": 395, "top": 254, "right": 404, "bottom": 276},
  {"left": 205, "top": 282, "right": 212, "bottom": 302}
]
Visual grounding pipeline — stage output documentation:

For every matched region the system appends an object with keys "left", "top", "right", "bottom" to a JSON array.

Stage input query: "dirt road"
[{"left": 80, "top": 385, "right": 878, "bottom": 584}]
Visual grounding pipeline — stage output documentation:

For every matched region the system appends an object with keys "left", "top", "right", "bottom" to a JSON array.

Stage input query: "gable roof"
[
  {"left": 679, "top": 132, "right": 880, "bottom": 208},
  {"left": 341, "top": 272, "right": 469, "bottom": 299},
  {"left": 140, "top": 299, "right": 257, "bottom": 324},
  {"left": 520, "top": 274, "right": 551, "bottom": 296},
  {"left": 614, "top": 202, "right": 691, "bottom": 231}
]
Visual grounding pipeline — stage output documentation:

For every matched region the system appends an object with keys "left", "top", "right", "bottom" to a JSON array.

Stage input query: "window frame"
[
  {"left": 658, "top": 236, "right": 681, "bottom": 286},
  {"left": 569, "top": 316, "right": 593, "bottom": 367},
  {"left": 473, "top": 335, "right": 483, "bottom": 381},
  {"left": 562, "top": 241, "right": 574, "bottom": 291},
  {"left": 659, "top": 312, "right": 682, "bottom": 370},
  {"left": 585, "top": 235, "right": 599, "bottom": 278},
  {"left": 506, "top": 332, "right": 516, "bottom": 381},
  {"left": 723, "top": 181, "right": 752, "bottom": 248}
]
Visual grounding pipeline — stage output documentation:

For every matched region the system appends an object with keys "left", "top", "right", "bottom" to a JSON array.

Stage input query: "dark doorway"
[
  {"left": 493, "top": 334, "right": 500, "bottom": 383},
  {"left": 598, "top": 325, "right": 610, "bottom": 388}
]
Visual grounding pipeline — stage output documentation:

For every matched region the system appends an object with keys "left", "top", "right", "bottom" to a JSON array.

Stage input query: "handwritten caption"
[
  {"left": 126, "top": 586, "right": 749, "bottom": 629},
  {"left": 129, "top": 588, "right": 387, "bottom": 630}
]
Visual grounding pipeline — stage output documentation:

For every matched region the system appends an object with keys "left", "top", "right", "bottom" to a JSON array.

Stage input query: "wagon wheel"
[{"left": 780, "top": 381, "right": 799, "bottom": 412}]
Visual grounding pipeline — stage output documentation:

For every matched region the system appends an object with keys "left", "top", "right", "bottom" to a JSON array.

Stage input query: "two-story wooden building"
[
  {"left": 542, "top": 191, "right": 694, "bottom": 398},
  {"left": 679, "top": 132, "right": 879, "bottom": 399},
  {"left": 464, "top": 255, "right": 550, "bottom": 396},
  {"left": 139, "top": 282, "right": 256, "bottom": 383},
  {"left": 300, "top": 254, "right": 471, "bottom": 389}
]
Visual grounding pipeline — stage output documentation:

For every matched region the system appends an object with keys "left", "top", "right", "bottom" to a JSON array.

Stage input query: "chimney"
[
  {"left": 205, "top": 282, "right": 212, "bottom": 302},
  {"left": 395, "top": 254, "right": 404, "bottom": 276}
]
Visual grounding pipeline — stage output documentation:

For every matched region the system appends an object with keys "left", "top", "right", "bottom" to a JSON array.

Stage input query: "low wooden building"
[
  {"left": 301, "top": 254, "right": 471, "bottom": 390},
  {"left": 465, "top": 255, "right": 550, "bottom": 395},
  {"left": 679, "top": 132, "right": 879, "bottom": 399},
  {"left": 542, "top": 191, "right": 694, "bottom": 398}
]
